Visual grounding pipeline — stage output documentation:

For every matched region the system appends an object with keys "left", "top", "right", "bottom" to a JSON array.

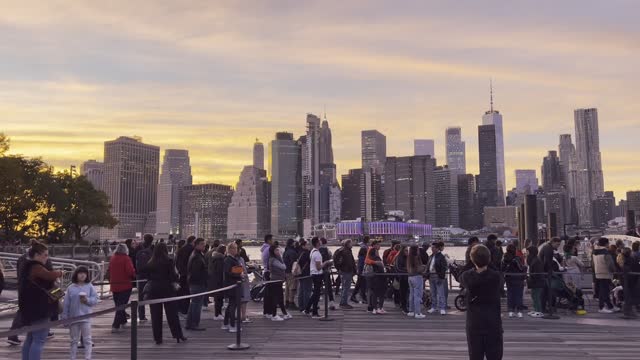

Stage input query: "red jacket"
[{"left": 109, "top": 253, "right": 136, "bottom": 293}]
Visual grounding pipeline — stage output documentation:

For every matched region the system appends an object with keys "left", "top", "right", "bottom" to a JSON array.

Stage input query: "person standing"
[
  {"left": 296, "top": 240, "right": 312, "bottom": 310},
  {"left": 304, "top": 237, "right": 332, "bottom": 318},
  {"left": 538, "top": 237, "right": 562, "bottom": 314},
  {"left": 207, "top": 245, "right": 226, "bottom": 321},
  {"left": 261, "top": 234, "right": 274, "bottom": 317},
  {"left": 395, "top": 246, "right": 410, "bottom": 314},
  {"left": 222, "top": 243, "right": 244, "bottom": 333},
  {"left": 592, "top": 237, "right": 618, "bottom": 313},
  {"left": 185, "top": 238, "right": 208, "bottom": 331},
  {"left": 268, "top": 245, "right": 291, "bottom": 320},
  {"left": 351, "top": 236, "right": 370, "bottom": 304},
  {"left": 334, "top": 239, "right": 356, "bottom": 310},
  {"left": 142, "top": 243, "right": 186, "bottom": 344},
  {"left": 283, "top": 239, "right": 299, "bottom": 309},
  {"left": 61, "top": 267, "right": 98, "bottom": 360},
  {"left": 620, "top": 247, "right": 640, "bottom": 319},
  {"left": 319, "top": 238, "right": 336, "bottom": 310},
  {"left": 109, "top": 244, "right": 136, "bottom": 333},
  {"left": 502, "top": 243, "right": 526, "bottom": 318},
  {"left": 407, "top": 245, "right": 427, "bottom": 319},
  {"left": 175, "top": 236, "right": 196, "bottom": 315},
  {"left": 135, "top": 234, "right": 154, "bottom": 322},
  {"left": 460, "top": 244, "right": 504, "bottom": 360},
  {"left": 485, "top": 234, "right": 502, "bottom": 270},
  {"left": 235, "top": 239, "right": 250, "bottom": 263},
  {"left": 526, "top": 246, "right": 545, "bottom": 318},
  {"left": 365, "top": 240, "right": 386, "bottom": 314},
  {"left": 462, "top": 237, "right": 480, "bottom": 273},
  {"left": 427, "top": 242, "right": 448, "bottom": 315}
]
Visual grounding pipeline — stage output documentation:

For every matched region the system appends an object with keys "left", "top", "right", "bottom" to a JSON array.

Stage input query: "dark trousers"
[
  {"left": 467, "top": 332, "right": 503, "bottom": 360},
  {"left": 138, "top": 281, "right": 148, "bottom": 320},
  {"left": 8, "top": 310, "right": 22, "bottom": 339},
  {"left": 399, "top": 277, "right": 409, "bottom": 312},
  {"left": 214, "top": 295, "right": 224, "bottom": 317},
  {"left": 596, "top": 279, "right": 614, "bottom": 309},
  {"left": 224, "top": 294, "right": 238, "bottom": 328},
  {"left": 263, "top": 273, "right": 272, "bottom": 315},
  {"left": 270, "top": 282, "right": 287, "bottom": 316},
  {"left": 540, "top": 284, "right": 556, "bottom": 313},
  {"left": 368, "top": 277, "right": 385, "bottom": 311},
  {"left": 305, "top": 274, "right": 324, "bottom": 315},
  {"left": 177, "top": 275, "right": 190, "bottom": 314},
  {"left": 325, "top": 273, "right": 334, "bottom": 302},
  {"left": 150, "top": 301, "right": 183, "bottom": 342},
  {"left": 506, "top": 283, "right": 524, "bottom": 312},
  {"left": 353, "top": 274, "right": 367, "bottom": 301},
  {"left": 112, "top": 290, "right": 132, "bottom": 328}
]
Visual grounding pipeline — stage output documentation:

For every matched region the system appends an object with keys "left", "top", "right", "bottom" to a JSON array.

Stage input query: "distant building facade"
[
  {"left": 156, "top": 149, "right": 192, "bottom": 237},
  {"left": 227, "top": 166, "right": 271, "bottom": 240},
  {"left": 180, "top": 184, "right": 233, "bottom": 240}
]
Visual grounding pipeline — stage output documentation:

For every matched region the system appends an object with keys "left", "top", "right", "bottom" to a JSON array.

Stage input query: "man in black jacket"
[
  {"left": 185, "top": 238, "right": 207, "bottom": 331},
  {"left": 538, "top": 237, "right": 562, "bottom": 314},
  {"left": 319, "top": 238, "right": 336, "bottom": 310},
  {"left": 282, "top": 239, "right": 299, "bottom": 309},
  {"left": 175, "top": 236, "right": 196, "bottom": 315},
  {"left": 427, "top": 242, "right": 449, "bottom": 315},
  {"left": 135, "top": 234, "right": 154, "bottom": 321},
  {"left": 485, "top": 234, "right": 502, "bottom": 270},
  {"left": 334, "top": 239, "right": 356, "bottom": 309}
]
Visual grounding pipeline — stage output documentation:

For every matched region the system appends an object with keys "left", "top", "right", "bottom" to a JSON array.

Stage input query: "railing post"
[
  {"left": 130, "top": 301, "right": 138, "bottom": 360},
  {"left": 228, "top": 281, "right": 250, "bottom": 350},
  {"left": 320, "top": 272, "right": 334, "bottom": 322}
]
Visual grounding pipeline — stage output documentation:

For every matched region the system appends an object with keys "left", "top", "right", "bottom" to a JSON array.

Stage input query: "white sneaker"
[
  {"left": 612, "top": 306, "right": 621, "bottom": 313},
  {"left": 242, "top": 318, "right": 252, "bottom": 323},
  {"left": 517, "top": 312, "right": 523, "bottom": 318},
  {"left": 532, "top": 312, "right": 543, "bottom": 318},
  {"left": 213, "top": 315, "right": 224, "bottom": 321},
  {"left": 228, "top": 326, "right": 237, "bottom": 333},
  {"left": 220, "top": 324, "right": 229, "bottom": 330},
  {"left": 415, "top": 314, "right": 426, "bottom": 319},
  {"left": 440, "top": 310, "right": 446, "bottom": 315},
  {"left": 377, "top": 309, "right": 386, "bottom": 314},
  {"left": 527, "top": 311, "right": 534, "bottom": 316},
  {"left": 508, "top": 312, "right": 515, "bottom": 318},
  {"left": 283, "top": 314, "right": 293, "bottom": 320},
  {"left": 264, "top": 314, "right": 272, "bottom": 319},
  {"left": 427, "top": 308, "right": 436, "bottom": 314},
  {"left": 598, "top": 308, "right": 614, "bottom": 314},
  {"left": 372, "top": 309, "right": 378, "bottom": 315},
  {"left": 407, "top": 312, "right": 415, "bottom": 317},
  {"left": 271, "top": 315, "right": 285, "bottom": 322}
]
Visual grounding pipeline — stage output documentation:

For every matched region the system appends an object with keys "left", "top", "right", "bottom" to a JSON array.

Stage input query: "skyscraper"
[
  {"left": 101, "top": 136, "right": 160, "bottom": 239},
  {"left": 458, "top": 174, "right": 480, "bottom": 230},
  {"left": 481, "top": 83, "right": 506, "bottom": 206},
  {"left": 541, "top": 151, "right": 563, "bottom": 193},
  {"left": 156, "top": 149, "right": 192, "bottom": 237},
  {"left": 253, "top": 139, "right": 264, "bottom": 170},
  {"left": 318, "top": 116, "right": 338, "bottom": 224},
  {"left": 270, "top": 132, "right": 302, "bottom": 237},
  {"left": 81, "top": 160, "right": 105, "bottom": 191},
  {"left": 301, "top": 114, "right": 321, "bottom": 235},
  {"left": 414, "top": 139, "right": 435, "bottom": 158},
  {"left": 434, "top": 166, "right": 459, "bottom": 227},
  {"left": 227, "top": 165, "right": 271, "bottom": 240},
  {"left": 341, "top": 169, "right": 362, "bottom": 220},
  {"left": 361, "top": 130, "right": 386, "bottom": 222},
  {"left": 478, "top": 124, "right": 500, "bottom": 210},
  {"left": 592, "top": 191, "right": 615, "bottom": 227},
  {"left": 558, "top": 134, "right": 578, "bottom": 224},
  {"left": 361, "top": 130, "right": 387, "bottom": 175},
  {"left": 515, "top": 170, "right": 538, "bottom": 194},
  {"left": 574, "top": 108, "right": 605, "bottom": 226},
  {"left": 385, "top": 155, "right": 436, "bottom": 224},
  {"left": 180, "top": 183, "right": 233, "bottom": 240},
  {"left": 445, "top": 127, "right": 466, "bottom": 173}
]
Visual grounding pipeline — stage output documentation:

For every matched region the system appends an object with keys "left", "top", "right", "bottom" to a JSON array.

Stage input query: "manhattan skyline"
[{"left": 1, "top": 1, "right": 639, "bottom": 200}]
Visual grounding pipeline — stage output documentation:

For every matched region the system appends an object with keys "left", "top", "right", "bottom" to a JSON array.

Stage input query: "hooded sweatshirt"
[
  {"left": 61, "top": 282, "right": 99, "bottom": 324},
  {"left": 460, "top": 268, "right": 503, "bottom": 335},
  {"left": 592, "top": 245, "right": 615, "bottom": 280}
]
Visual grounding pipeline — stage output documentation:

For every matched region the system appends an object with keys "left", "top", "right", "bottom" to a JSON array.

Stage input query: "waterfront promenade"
[{"left": 1, "top": 295, "right": 638, "bottom": 360}]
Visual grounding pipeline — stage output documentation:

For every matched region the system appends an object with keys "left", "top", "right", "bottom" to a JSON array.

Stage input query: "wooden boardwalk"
[{"left": 0, "top": 296, "right": 639, "bottom": 360}]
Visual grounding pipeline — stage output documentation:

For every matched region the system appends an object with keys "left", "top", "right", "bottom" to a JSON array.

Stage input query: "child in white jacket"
[{"left": 61, "top": 266, "right": 98, "bottom": 360}]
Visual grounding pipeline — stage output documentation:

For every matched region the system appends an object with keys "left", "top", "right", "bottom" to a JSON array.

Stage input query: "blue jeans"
[
  {"left": 339, "top": 272, "right": 353, "bottom": 306},
  {"left": 408, "top": 275, "right": 424, "bottom": 314},
  {"left": 22, "top": 326, "right": 49, "bottom": 360},
  {"left": 297, "top": 277, "right": 312, "bottom": 309},
  {"left": 186, "top": 284, "right": 207, "bottom": 328},
  {"left": 506, "top": 282, "right": 524, "bottom": 312},
  {"left": 429, "top": 275, "right": 446, "bottom": 311}
]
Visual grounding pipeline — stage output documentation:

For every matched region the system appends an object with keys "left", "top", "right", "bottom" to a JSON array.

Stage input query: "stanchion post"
[
  {"left": 320, "top": 272, "right": 334, "bottom": 322},
  {"left": 542, "top": 271, "right": 559, "bottom": 320},
  {"left": 228, "top": 282, "right": 250, "bottom": 351},
  {"left": 130, "top": 301, "right": 138, "bottom": 360}
]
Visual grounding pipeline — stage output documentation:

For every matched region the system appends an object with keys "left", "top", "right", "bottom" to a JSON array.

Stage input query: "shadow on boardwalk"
[{"left": 0, "top": 299, "right": 639, "bottom": 360}]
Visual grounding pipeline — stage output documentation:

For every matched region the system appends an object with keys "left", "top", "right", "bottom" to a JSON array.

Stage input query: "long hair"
[
  {"left": 407, "top": 245, "right": 420, "bottom": 273},
  {"left": 148, "top": 242, "right": 170, "bottom": 266},
  {"left": 526, "top": 246, "right": 538, "bottom": 266},
  {"left": 71, "top": 266, "right": 90, "bottom": 284}
]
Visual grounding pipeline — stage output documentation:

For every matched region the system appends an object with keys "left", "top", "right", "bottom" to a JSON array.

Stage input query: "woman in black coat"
[
  {"left": 207, "top": 245, "right": 226, "bottom": 319},
  {"left": 142, "top": 242, "right": 187, "bottom": 344},
  {"left": 222, "top": 243, "right": 244, "bottom": 332}
]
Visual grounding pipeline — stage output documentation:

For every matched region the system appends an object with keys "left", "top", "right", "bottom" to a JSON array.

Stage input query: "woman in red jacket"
[{"left": 109, "top": 244, "right": 136, "bottom": 333}]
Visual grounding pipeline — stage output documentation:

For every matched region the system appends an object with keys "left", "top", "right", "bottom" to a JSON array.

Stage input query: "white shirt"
[{"left": 310, "top": 249, "right": 323, "bottom": 275}]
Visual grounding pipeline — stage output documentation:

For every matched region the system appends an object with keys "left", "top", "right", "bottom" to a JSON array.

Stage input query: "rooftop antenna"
[
  {"left": 490, "top": 79, "right": 494, "bottom": 112},
  {"left": 323, "top": 104, "right": 327, "bottom": 121}
]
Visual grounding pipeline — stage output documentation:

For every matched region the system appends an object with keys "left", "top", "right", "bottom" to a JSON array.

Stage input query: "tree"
[
  {"left": 0, "top": 133, "right": 9, "bottom": 156},
  {"left": 58, "top": 174, "right": 117, "bottom": 242}
]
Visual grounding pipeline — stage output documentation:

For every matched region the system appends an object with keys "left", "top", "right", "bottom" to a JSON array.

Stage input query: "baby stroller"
[
  {"left": 249, "top": 264, "right": 265, "bottom": 302},
  {"left": 449, "top": 262, "right": 467, "bottom": 311},
  {"left": 610, "top": 279, "right": 624, "bottom": 309},
  {"left": 553, "top": 275, "right": 585, "bottom": 311}
]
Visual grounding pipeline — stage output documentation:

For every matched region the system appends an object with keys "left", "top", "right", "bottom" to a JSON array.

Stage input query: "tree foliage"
[{"left": 0, "top": 135, "right": 117, "bottom": 243}]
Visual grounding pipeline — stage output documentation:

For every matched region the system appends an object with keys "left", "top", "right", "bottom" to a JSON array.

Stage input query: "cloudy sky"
[{"left": 1, "top": 0, "right": 638, "bottom": 199}]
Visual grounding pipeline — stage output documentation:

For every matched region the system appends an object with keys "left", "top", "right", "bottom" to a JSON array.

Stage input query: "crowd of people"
[{"left": 8, "top": 232, "right": 640, "bottom": 360}]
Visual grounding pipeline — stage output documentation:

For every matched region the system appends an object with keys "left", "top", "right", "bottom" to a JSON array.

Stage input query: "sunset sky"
[{"left": 1, "top": 1, "right": 638, "bottom": 200}]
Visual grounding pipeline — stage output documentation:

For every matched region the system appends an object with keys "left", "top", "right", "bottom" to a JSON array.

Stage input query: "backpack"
[{"left": 333, "top": 247, "right": 345, "bottom": 271}]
